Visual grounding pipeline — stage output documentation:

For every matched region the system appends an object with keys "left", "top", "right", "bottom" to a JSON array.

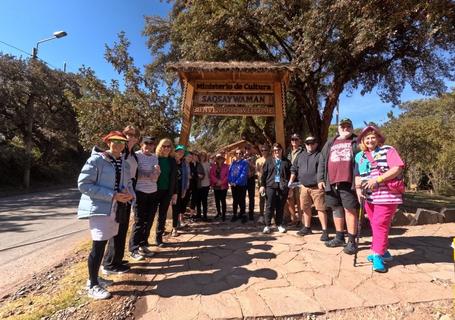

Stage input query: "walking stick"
[{"left": 353, "top": 194, "right": 365, "bottom": 267}]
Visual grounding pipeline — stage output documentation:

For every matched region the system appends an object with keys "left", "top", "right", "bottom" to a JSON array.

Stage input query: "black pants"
[
  {"left": 189, "top": 180, "right": 198, "bottom": 210},
  {"left": 196, "top": 186, "right": 210, "bottom": 218},
  {"left": 214, "top": 189, "right": 227, "bottom": 217},
  {"left": 103, "top": 203, "right": 131, "bottom": 269},
  {"left": 247, "top": 177, "right": 256, "bottom": 215},
  {"left": 231, "top": 185, "right": 247, "bottom": 217},
  {"left": 148, "top": 189, "right": 172, "bottom": 243},
  {"left": 88, "top": 240, "right": 107, "bottom": 288},
  {"left": 265, "top": 187, "right": 288, "bottom": 227},
  {"left": 129, "top": 191, "right": 158, "bottom": 253},
  {"left": 172, "top": 191, "right": 185, "bottom": 228}
]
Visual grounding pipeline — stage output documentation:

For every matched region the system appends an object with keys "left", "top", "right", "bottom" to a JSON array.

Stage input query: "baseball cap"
[
  {"left": 175, "top": 144, "right": 186, "bottom": 152},
  {"left": 290, "top": 133, "right": 300, "bottom": 139},
  {"left": 304, "top": 136, "right": 317, "bottom": 144},
  {"left": 339, "top": 118, "right": 353, "bottom": 127},
  {"left": 141, "top": 136, "right": 156, "bottom": 144}
]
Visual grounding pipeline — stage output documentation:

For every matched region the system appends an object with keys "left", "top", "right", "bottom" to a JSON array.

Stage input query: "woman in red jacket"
[{"left": 210, "top": 153, "right": 229, "bottom": 221}]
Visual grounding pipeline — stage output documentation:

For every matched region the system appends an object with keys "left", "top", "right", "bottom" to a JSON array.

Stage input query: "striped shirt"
[
  {"left": 355, "top": 145, "right": 405, "bottom": 204},
  {"left": 135, "top": 151, "right": 159, "bottom": 193}
]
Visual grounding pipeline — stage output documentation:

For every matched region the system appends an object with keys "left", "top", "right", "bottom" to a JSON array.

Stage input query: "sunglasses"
[
  {"left": 272, "top": 149, "right": 281, "bottom": 152},
  {"left": 305, "top": 141, "right": 316, "bottom": 145},
  {"left": 110, "top": 140, "right": 126, "bottom": 144},
  {"left": 162, "top": 145, "right": 171, "bottom": 149}
]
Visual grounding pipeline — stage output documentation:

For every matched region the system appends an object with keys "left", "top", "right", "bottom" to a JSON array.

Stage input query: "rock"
[
  {"left": 415, "top": 208, "right": 444, "bottom": 225},
  {"left": 392, "top": 210, "right": 411, "bottom": 226},
  {"left": 440, "top": 207, "right": 455, "bottom": 223},
  {"left": 406, "top": 213, "right": 418, "bottom": 226},
  {"left": 439, "top": 315, "right": 453, "bottom": 320}
]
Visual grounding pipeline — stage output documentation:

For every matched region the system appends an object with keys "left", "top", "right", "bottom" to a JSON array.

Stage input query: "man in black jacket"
[
  {"left": 289, "top": 136, "right": 329, "bottom": 241},
  {"left": 317, "top": 118, "right": 360, "bottom": 255}
]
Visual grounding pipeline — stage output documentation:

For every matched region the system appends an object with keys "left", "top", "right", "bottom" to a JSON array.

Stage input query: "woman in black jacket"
[{"left": 259, "top": 143, "right": 291, "bottom": 234}]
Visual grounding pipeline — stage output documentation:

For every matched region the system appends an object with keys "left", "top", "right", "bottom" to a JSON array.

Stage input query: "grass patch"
[
  {"left": 403, "top": 191, "right": 455, "bottom": 211},
  {"left": 0, "top": 247, "right": 90, "bottom": 320}
]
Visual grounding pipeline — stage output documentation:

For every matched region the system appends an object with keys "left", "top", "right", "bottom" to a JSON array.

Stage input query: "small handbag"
[{"left": 364, "top": 151, "right": 405, "bottom": 194}]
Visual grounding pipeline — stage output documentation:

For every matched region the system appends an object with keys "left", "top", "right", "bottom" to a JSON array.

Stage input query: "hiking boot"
[
  {"left": 325, "top": 237, "right": 346, "bottom": 248},
  {"left": 102, "top": 264, "right": 130, "bottom": 275},
  {"left": 319, "top": 231, "right": 330, "bottom": 242},
  {"left": 371, "top": 254, "right": 387, "bottom": 273},
  {"left": 343, "top": 241, "right": 358, "bottom": 255},
  {"left": 367, "top": 251, "right": 393, "bottom": 263},
  {"left": 139, "top": 246, "right": 156, "bottom": 257},
  {"left": 263, "top": 226, "right": 271, "bottom": 234},
  {"left": 296, "top": 226, "right": 312, "bottom": 236},
  {"left": 86, "top": 277, "right": 113, "bottom": 290},
  {"left": 130, "top": 251, "right": 145, "bottom": 261},
  {"left": 88, "top": 285, "right": 111, "bottom": 300},
  {"left": 277, "top": 225, "right": 287, "bottom": 233}
]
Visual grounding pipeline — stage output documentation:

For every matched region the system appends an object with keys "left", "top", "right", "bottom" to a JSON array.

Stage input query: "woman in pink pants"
[{"left": 354, "top": 126, "right": 405, "bottom": 273}]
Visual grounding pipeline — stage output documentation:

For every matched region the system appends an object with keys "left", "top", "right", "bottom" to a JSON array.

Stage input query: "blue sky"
[{"left": 1, "top": 0, "right": 452, "bottom": 129}]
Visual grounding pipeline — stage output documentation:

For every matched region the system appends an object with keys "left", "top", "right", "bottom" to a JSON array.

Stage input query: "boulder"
[
  {"left": 406, "top": 213, "right": 418, "bottom": 226},
  {"left": 415, "top": 208, "right": 445, "bottom": 225},
  {"left": 440, "top": 207, "right": 455, "bottom": 223},
  {"left": 392, "top": 210, "right": 411, "bottom": 226}
]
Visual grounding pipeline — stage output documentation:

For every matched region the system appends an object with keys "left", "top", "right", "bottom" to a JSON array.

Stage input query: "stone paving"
[{"left": 108, "top": 218, "right": 454, "bottom": 319}]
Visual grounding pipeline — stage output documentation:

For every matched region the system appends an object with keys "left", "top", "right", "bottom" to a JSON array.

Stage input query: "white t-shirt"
[{"left": 135, "top": 151, "right": 158, "bottom": 193}]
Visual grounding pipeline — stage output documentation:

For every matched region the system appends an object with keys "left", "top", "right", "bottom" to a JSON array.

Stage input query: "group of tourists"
[{"left": 77, "top": 118, "right": 405, "bottom": 300}]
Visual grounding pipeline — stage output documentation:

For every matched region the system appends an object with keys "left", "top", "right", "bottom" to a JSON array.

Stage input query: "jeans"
[
  {"left": 152, "top": 189, "right": 172, "bottom": 242},
  {"left": 265, "top": 187, "right": 288, "bottom": 226},
  {"left": 247, "top": 177, "right": 256, "bottom": 215},
  {"left": 129, "top": 191, "right": 158, "bottom": 253},
  {"left": 231, "top": 185, "right": 247, "bottom": 216},
  {"left": 214, "top": 189, "right": 227, "bottom": 216},
  {"left": 196, "top": 186, "right": 210, "bottom": 218}
]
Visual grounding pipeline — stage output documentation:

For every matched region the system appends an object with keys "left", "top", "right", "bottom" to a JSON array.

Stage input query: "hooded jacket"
[
  {"left": 317, "top": 134, "right": 359, "bottom": 191},
  {"left": 77, "top": 147, "right": 135, "bottom": 219}
]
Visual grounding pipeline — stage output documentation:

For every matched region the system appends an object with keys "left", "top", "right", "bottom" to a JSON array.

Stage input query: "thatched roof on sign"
[{"left": 167, "top": 61, "right": 294, "bottom": 73}]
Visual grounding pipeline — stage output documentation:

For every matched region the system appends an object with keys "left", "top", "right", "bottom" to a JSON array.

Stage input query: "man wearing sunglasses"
[
  {"left": 289, "top": 136, "right": 328, "bottom": 240},
  {"left": 318, "top": 118, "right": 360, "bottom": 255},
  {"left": 228, "top": 148, "right": 249, "bottom": 223}
]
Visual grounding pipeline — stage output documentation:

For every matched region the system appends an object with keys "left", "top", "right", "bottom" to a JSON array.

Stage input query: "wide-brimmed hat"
[
  {"left": 102, "top": 131, "right": 127, "bottom": 143},
  {"left": 357, "top": 125, "right": 385, "bottom": 144}
]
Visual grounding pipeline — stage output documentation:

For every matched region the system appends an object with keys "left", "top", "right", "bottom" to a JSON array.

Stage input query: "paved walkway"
[{"left": 110, "top": 218, "right": 454, "bottom": 319}]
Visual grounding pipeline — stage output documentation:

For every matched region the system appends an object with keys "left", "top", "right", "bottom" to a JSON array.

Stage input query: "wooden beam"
[
  {"left": 274, "top": 81, "right": 285, "bottom": 147},
  {"left": 179, "top": 80, "right": 194, "bottom": 146}
]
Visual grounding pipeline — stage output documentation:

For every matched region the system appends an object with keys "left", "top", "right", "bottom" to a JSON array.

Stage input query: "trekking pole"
[{"left": 353, "top": 194, "right": 365, "bottom": 267}]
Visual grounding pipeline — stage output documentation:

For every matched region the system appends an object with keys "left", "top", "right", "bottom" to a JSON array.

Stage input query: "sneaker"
[
  {"left": 171, "top": 228, "right": 179, "bottom": 237},
  {"left": 102, "top": 264, "right": 130, "bottom": 275},
  {"left": 257, "top": 216, "right": 265, "bottom": 224},
  {"left": 296, "top": 226, "right": 312, "bottom": 236},
  {"left": 319, "top": 231, "right": 330, "bottom": 242},
  {"left": 371, "top": 254, "right": 387, "bottom": 273},
  {"left": 325, "top": 237, "right": 346, "bottom": 248},
  {"left": 87, "top": 285, "right": 111, "bottom": 300},
  {"left": 343, "top": 241, "right": 358, "bottom": 255},
  {"left": 367, "top": 251, "right": 393, "bottom": 263},
  {"left": 139, "top": 246, "right": 156, "bottom": 257},
  {"left": 85, "top": 277, "right": 113, "bottom": 289},
  {"left": 277, "top": 225, "right": 287, "bottom": 233},
  {"left": 263, "top": 226, "right": 271, "bottom": 234},
  {"left": 130, "top": 251, "right": 145, "bottom": 261}
]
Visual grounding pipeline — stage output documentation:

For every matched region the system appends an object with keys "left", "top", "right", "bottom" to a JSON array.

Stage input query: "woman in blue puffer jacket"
[{"left": 77, "top": 131, "right": 134, "bottom": 300}]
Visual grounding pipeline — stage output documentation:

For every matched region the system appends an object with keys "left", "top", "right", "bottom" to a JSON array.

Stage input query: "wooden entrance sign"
[{"left": 167, "top": 61, "right": 292, "bottom": 147}]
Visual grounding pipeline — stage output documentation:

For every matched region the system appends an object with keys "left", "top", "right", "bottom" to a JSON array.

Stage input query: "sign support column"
[
  {"left": 180, "top": 80, "right": 194, "bottom": 146},
  {"left": 274, "top": 81, "right": 285, "bottom": 147}
]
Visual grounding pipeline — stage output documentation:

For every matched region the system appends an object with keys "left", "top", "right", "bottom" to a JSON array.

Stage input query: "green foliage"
[
  {"left": 144, "top": 0, "right": 455, "bottom": 147},
  {"left": 383, "top": 90, "right": 455, "bottom": 195},
  {"left": 67, "top": 33, "right": 179, "bottom": 151}
]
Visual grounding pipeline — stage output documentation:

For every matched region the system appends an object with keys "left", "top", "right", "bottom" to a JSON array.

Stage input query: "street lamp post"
[{"left": 23, "top": 31, "right": 67, "bottom": 189}]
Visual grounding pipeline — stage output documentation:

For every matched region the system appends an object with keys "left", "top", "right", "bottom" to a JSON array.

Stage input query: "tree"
[
  {"left": 382, "top": 90, "right": 455, "bottom": 194},
  {"left": 68, "top": 32, "right": 179, "bottom": 150},
  {"left": 143, "top": 0, "right": 455, "bottom": 145}
]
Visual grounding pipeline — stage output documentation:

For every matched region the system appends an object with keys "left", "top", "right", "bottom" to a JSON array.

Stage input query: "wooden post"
[
  {"left": 179, "top": 80, "right": 194, "bottom": 146},
  {"left": 274, "top": 81, "right": 285, "bottom": 147}
]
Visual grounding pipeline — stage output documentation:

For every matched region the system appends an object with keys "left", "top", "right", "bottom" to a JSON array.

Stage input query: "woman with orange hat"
[
  {"left": 77, "top": 130, "right": 135, "bottom": 299},
  {"left": 355, "top": 126, "right": 405, "bottom": 273}
]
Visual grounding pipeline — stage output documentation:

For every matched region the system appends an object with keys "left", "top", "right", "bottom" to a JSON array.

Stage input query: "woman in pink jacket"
[{"left": 210, "top": 153, "right": 229, "bottom": 221}]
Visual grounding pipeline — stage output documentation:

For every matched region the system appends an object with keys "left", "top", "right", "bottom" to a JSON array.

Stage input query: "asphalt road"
[{"left": 0, "top": 188, "right": 89, "bottom": 296}]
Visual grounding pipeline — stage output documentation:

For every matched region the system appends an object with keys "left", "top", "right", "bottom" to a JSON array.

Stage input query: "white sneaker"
[
  {"left": 131, "top": 251, "right": 145, "bottom": 261},
  {"left": 87, "top": 285, "right": 111, "bottom": 300},
  {"left": 171, "top": 228, "right": 179, "bottom": 237},
  {"left": 138, "top": 246, "right": 156, "bottom": 257},
  {"left": 263, "top": 226, "right": 271, "bottom": 234},
  {"left": 86, "top": 277, "right": 114, "bottom": 289},
  {"left": 257, "top": 216, "right": 265, "bottom": 224},
  {"left": 278, "top": 225, "right": 287, "bottom": 233}
]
